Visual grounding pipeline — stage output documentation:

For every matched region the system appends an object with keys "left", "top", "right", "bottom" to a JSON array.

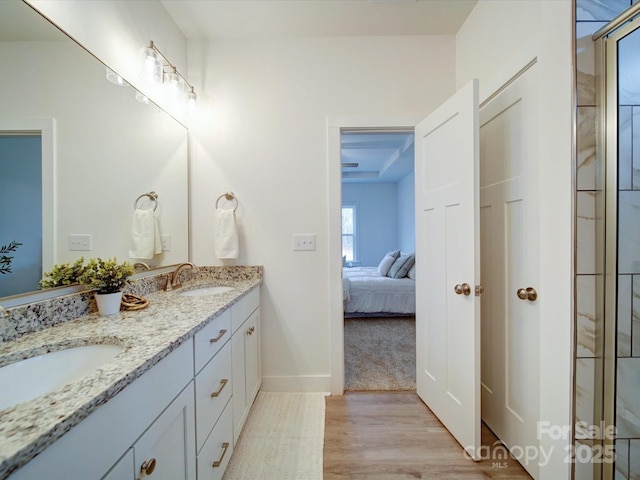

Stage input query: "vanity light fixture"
[{"left": 140, "top": 40, "right": 197, "bottom": 106}]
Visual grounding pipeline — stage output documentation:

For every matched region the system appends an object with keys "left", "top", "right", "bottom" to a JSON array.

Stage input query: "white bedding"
[{"left": 343, "top": 266, "right": 415, "bottom": 314}]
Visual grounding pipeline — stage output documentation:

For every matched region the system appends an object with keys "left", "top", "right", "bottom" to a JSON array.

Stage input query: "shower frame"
[{"left": 594, "top": 5, "right": 640, "bottom": 480}]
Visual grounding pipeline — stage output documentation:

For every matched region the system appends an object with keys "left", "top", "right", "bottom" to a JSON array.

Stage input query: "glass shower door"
[{"left": 603, "top": 15, "right": 640, "bottom": 480}]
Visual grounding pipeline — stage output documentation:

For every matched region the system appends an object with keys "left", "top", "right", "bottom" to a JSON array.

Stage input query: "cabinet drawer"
[
  {"left": 231, "top": 288, "right": 259, "bottom": 334},
  {"left": 195, "top": 342, "right": 232, "bottom": 452},
  {"left": 197, "top": 400, "right": 234, "bottom": 480},
  {"left": 194, "top": 309, "right": 231, "bottom": 374}
]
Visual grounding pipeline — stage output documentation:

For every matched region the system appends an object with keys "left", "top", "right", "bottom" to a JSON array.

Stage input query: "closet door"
[
  {"left": 415, "top": 79, "right": 481, "bottom": 459},
  {"left": 479, "top": 62, "right": 540, "bottom": 479}
]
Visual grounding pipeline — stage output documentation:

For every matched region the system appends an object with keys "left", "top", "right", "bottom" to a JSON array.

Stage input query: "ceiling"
[
  {"left": 341, "top": 131, "right": 414, "bottom": 183},
  {"left": 160, "top": 0, "right": 476, "bottom": 184},
  {"left": 160, "top": 0, "right": 478, "bottom": 40}
]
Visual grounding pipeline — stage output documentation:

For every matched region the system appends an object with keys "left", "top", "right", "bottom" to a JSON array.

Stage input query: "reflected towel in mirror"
[{"left": 129, "top": 208, "right": 161, "bottom": 259}]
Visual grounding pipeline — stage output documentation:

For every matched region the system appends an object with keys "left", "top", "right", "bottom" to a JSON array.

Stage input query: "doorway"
[
  {"left": 340, "top": 129, "right": 416, "bottom": 391},
  {"left": 330, "top": 66, "right": 541, "bottom": 478},
  {"left": 328, "top": 114, "right": 425, "bottom": 395},
  {"left": 0, "top": 118, "right": 55, "bottom": 302},
  {"left": 0, "top": 134, "right": 42, "bottom": 296}
]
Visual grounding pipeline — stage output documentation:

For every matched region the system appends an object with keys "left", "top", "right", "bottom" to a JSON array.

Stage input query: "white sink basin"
[
  {"left": 180, "top": 286, "right": 234, "bottom": 297},
  {"left": 0, "top": 344, "right": 124, "bottom": 410}
]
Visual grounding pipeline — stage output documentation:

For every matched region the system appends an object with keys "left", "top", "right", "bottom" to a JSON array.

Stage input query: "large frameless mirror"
[{"left": 0, "top": 0, "right": 189, "bottom": 304}]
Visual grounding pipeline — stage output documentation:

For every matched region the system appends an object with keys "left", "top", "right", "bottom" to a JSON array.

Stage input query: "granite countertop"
[{"left": 0, "top": 273, "right": 261, "bottom": 479}]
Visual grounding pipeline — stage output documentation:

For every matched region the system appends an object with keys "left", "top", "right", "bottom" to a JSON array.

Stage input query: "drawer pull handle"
[
  {"left": 247, "top": 326, "right": 255, "bottom": 335},
  {"left": 139, "top": 458, "right": 157, "bottom": 477},
  {"left": 210, "top": 378, "right": 229, "bottom": 397},
  {"left": 209, "top": 329, "right": 227, "bottom": 343},
  {"left": 212, "top": 442, "right": 230, "bottom": 468}
]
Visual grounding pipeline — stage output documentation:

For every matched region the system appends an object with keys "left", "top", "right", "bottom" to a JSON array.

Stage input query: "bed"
[{"left": 343, "top": 266, "right": 416, "bottom": 316}]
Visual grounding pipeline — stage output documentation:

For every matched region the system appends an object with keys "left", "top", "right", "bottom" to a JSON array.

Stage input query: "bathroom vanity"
[{"left": 0, "top": 267, "right": 262, "bottom": 480}]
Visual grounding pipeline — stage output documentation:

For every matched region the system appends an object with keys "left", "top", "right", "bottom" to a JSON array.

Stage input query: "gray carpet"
[{"left": 344, "top": 317, "right": 416, "bottom": 391}]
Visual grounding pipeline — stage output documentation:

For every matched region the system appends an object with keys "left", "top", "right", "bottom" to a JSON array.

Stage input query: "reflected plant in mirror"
[
  {"left": 39, "top": 258, "right": 86, "bottom": 289},
  {"left": 0, "top": 241, "right": 22, "bottom": 275},
  {"left": 0, "top": 0, "right": 189, "bottom": 304}
]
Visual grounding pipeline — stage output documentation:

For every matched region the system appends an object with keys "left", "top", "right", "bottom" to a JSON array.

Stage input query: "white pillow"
[
  {"left": 408, "top": 263, "right": 416, "bottom": 280},
  {"left": 377, "top": 250, "right": 400, "bottom": 276},
  {"left": 388, "top": 253, "right": 415, "bottom": 279}
]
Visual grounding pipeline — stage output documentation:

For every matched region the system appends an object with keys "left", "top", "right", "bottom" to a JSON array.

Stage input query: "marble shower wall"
[{"left": 575, "top": 1, "right": 640, "bottom": 479}]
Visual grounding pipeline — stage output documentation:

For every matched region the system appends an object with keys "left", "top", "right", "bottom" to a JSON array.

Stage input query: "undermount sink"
[
  {"left": 0, "top": 344, "right": 124, "bottom": 411},
  {"left": 179, "top": 286, "right": 234, "bottom": 297}
]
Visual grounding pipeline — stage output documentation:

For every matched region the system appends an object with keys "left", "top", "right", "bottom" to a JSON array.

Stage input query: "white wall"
[
  {"left": 342, "top": 182, "right": 398, "bottom": 267},
  {"left": 188, "top": 35, "right": 456, "bottom": 391},
  {"left": 456, "top": 2, "right": 574, "bottom": 479}
]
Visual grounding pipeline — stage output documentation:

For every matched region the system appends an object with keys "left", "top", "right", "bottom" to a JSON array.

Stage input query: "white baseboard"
[{"left": 260, "top": 375, "right": 331, "bottom": 394}]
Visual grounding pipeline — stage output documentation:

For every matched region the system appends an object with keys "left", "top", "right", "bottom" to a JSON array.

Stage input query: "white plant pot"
[{"left": 95, "top": 291, "right": 123, "bottom": 316}]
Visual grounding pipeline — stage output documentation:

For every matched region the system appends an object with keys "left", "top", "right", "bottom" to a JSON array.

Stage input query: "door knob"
[
  {"left": 454, "top": 283, "right": 471, "bottom": 296},
  {"left": 517, "top": 287, "right": 537, "bottom": 301},
  {"left": 139, "top": 458, "right": 157, "bottom": 477}
]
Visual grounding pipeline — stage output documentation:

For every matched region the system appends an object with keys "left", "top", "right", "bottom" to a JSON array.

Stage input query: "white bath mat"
[{"left": 222, "top": 392, "right": 325, "bottom": 480}]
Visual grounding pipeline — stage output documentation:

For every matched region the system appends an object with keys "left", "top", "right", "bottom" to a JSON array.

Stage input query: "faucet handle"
[{"left": 163, "top": 273, "right": 174, "bottom": 291}]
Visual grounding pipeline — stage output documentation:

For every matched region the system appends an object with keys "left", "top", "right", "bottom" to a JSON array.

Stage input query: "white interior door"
[
  {"left": 479, "top": 63, "right": 540, "bottom": 478},
  {"left": 415, "top": 79, "right": 481, "bottom": 459}
]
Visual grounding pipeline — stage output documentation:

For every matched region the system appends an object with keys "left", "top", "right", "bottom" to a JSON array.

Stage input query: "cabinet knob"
[
  {"left": 139, "top": 458, "right": 157, "bottom": 477},
  {"left": 247, "top": 326, "right": 255, "bottom": 335}
]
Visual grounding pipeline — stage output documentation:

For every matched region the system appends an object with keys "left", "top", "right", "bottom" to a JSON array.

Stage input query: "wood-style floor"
[{"left": 324, "top": 392, "right": 533, "bottom": 479}]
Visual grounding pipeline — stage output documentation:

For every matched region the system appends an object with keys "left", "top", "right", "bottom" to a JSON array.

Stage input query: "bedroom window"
[{"left": 342, "top": 205, "right": 357, "bottom": 262}]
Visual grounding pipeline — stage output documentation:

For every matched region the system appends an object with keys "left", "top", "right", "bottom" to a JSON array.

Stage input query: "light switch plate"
[
  {"left": 293, "top": 234, "right": 316, "bottom": 251},
  {"left": 68, "top": 234, "right": 92, "bottom": 251}
]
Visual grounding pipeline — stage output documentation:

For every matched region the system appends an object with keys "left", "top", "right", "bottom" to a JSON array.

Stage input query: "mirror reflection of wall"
[{"left": 0, "top": 0, "right": 189, "bottom": 301}]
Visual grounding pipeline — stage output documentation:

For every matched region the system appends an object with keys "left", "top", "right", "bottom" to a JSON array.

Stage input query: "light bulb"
[
  {"left": 186, "top": 87, "right": 197, "bottom": 105},
  {"left": 105, "top": 67, "right": 127, "bottom": 86},
  {"left": 140, "top": 43, "right": 161, "bottom": 83},
  {"left": 135, "top": 91, "right": 150, "bottom": 104}
]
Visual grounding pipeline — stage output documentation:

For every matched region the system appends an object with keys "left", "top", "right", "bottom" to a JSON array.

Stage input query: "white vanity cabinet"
[
  {"left": 102, "top": 384, "right": 196, "bottom": 480},
  {"left": 193, "top": 309, "right": 235, "bottom": 480},
  {"left": 9, "top": 341, "right": 194, "bottom": 480},
  {"left": 8, "top": 286, "right": 262, "bottom": 480},
  {"left": 230, "top": 288, "right": 261, "bottom": 444}
]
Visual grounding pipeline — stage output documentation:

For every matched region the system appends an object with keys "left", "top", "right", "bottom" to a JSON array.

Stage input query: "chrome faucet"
[{"left": 165, "top": 262, "right": 196, "bottom": 291}]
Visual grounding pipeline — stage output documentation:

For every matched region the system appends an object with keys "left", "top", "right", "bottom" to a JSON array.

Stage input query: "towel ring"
[
  {"left": 215, "top": 192, "right": 238, "bottom": 212},
  {"left": 134, "top": 191, "right": 159, "bottom": 211}
]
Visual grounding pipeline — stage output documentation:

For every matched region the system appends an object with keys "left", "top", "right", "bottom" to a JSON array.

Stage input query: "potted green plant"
[{"left": 79, "top": 257, "right": 135, "bottom": 316}]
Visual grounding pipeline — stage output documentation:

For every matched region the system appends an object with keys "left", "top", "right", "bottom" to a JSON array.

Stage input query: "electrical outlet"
[
  {"left": 68, "top": 234, "right": 92, "bottom": 251},
  {"left": 161, "top": 234, "right": 172, "bottom": 252},
  {"left": 293, "top": 234, "right": 316, "bottom": 251}
]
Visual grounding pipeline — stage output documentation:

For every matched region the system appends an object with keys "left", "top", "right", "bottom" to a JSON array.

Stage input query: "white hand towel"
[
  {"left": 214, "top": 208, "right": 239, "bottom": 259},
  {"left": 129, "top": 208, "right": 162, "bottom": 259}
]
